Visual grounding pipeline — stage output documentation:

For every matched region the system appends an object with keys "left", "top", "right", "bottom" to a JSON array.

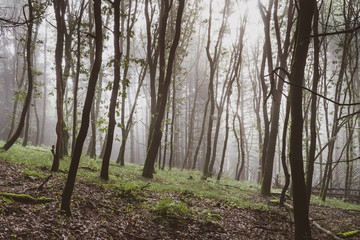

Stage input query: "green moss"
[
  {"left": 24, "top": 169, "right": 44, "bottom": 178},
  {"left": 1, "top": 196, "right": 14, "bottom": 203},
  {"left": 0, "top": 193, "right": 55, "bottom": 204},
  {"left": 337, "top": 230, "right": 359, "bottom": 237}
]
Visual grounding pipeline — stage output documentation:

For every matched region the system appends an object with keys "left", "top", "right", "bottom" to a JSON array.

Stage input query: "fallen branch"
[
  {"left": 25, "top": 174, "right": 52, "bottom": 192},
  {"left": 312, "top": 221, "right": 344, "bottom": 240},
  {"left": 0, "top": 192, "right": 55, "bottom": 204},
  {"left": 79, "top": 166, "right": 97, "bottom": 172},
  {"left": 37, "top": 174, "right": 52, "bottom": 191},
  {"left": 99, "top": 203, "right": 125, "bottom": 214},
  {"left": 283, "top": 202, "right": 344, "bottom": 240},
  {"left": 140, "top": 182, "right": 151, "bottom": 191}
]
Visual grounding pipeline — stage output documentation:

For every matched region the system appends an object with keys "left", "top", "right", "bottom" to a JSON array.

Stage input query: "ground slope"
[{"left": 0, "top": 155, "right": 358, "bottom": 239}]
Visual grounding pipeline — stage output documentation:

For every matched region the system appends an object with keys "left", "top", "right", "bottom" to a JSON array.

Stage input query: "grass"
[
  {"left": 1, "top": 141, "right": 359, "bottom": 212},
  {"left": 311, "top": 195, "right": 360, "bottom": 210}
]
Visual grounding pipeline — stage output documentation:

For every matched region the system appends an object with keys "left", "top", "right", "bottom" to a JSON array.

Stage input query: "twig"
[
  {"left": 140, "top": 182, "right": 151, "bottom": 191},
  {"left": 312, "top": 221, "right": 344, "bottom": 240},
  {"left": 100, "top": 203, "right": 125, "bottom": 214},
  {"left": 267, "top": 67, "right": 360, "bottom": 107},
  {"left": 37, "top": 174, "right": 52, "bottom": 191},
  {"left": 283, "top": 202, "right": 344, "bottom": 240}
]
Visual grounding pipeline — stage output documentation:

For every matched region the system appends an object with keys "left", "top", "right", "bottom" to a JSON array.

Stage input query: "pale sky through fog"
[{"left": 210, "top": 0, "right": 263, "bottom": 49}]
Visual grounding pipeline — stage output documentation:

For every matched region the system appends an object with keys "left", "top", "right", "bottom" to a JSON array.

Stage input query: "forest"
[{"left": 0, "top": 0, "right": 359, "bottom": 239}]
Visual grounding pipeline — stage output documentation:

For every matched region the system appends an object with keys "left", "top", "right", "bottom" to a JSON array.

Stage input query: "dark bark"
[
  {"left": 260, "top": 0, "right": 293, "bottom": 196},
  {"left": 305, "top": 3, "right": 320, "bottom": 206},
  {"left": 116, "top": 0, "right": 139, "bottom": 166},
  {"left": 280, "top": 96, "right": 290, "bottom": 206},
  {"left": 2, "top": 0, "right": 34, "bottom": 151},
  {"left": 51, "top": 0, "right": 66, "bottom": 172},
  {"left": 40, "top": 22, "right": 48, "bottom": 145},
  {"left": 202, "top": 0, "right": 228, "bottom": 179},
  {"left": 144, "top": 0, "right": 160, "bottom": 149},
  {"left": 101, "top": 0, "right": 122, "bottom": 181},
  {"left": 288, "top": 0, "right": 315, "bottom": 238},
  {"left": 86, "top": 1, "right": 96, "bottom": 159},
  {"left": 72, "top": 0, "right": 86, "bottom": 156},
  {"left": 142, "top": 0, "right": 185, "bottom": 178},
  {"left": 22, "top": 101, "right": 30, "bottom": 147},
  {"left": 217, "top": 93, "right": 230, "bottom": 181},
  {"left": 61, "top": 0, "right": 102, "bottom": 216}
]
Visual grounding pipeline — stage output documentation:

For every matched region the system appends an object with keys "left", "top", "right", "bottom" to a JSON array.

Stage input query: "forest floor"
[{"left": 0, "top": 145, "right": 359, "bottom": 239}]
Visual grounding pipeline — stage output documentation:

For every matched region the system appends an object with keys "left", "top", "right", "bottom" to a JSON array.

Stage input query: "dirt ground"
[{"left": 0, "top": 158, "right": 358, "bottom": 239}]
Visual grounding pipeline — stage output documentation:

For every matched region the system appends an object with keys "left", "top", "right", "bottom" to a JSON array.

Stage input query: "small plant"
[
  {"left": 152, "top": 197, "right": 189, "bottom": 221},
  {"left": 199, "top": 209, "right": 222, "bottom": 224},
  {"left": 24, "top": 169, "right": 44, "bottom": 179}
]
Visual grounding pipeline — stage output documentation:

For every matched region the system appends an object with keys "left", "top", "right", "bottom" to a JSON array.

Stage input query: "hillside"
[{"left": 0, "top": 143, "right": 359, "bottom": 239}]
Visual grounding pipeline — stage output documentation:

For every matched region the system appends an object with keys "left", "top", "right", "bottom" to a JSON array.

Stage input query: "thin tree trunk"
[
  {"left": 72, "top": 0, "right": 86, "bottom": 155},
  {"left": 61, "top": 0, "right": 102, "bottom": 216},
  {"left": 52, "top": 0, "right": 66, "bottom": 172},
  {"left": 192, "top": 99, "right": 209, "bottom": 170},
  {"left": 280, "top": 96, "right": 290, "bottom": 206},
  {"left": 101, "top": 0, "right": 122, "bottom": 180},
  {"left": 2, "top": 0, "right": 34, "bottom": 151},
  {"left": 142, "top": 0, "right": 185, "bottom": 178},
  {"left": 305, "top": 3, "right": 320, "bottom": 206}
]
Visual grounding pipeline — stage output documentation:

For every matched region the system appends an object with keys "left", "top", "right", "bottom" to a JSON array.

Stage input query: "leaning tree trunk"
[
  {"left": 2, "top": 0, "right": 34, "bottom": 151},
  {"left": 61, "top": 0, "right": 103, "bottom": 216},
  {"left": 142, "top": 0, "right": 185, "bottom": 178}
]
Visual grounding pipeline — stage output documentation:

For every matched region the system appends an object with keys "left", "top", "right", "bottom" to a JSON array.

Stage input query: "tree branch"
[
  {"left": 310, "top": 24, "right": 360, "bottom": 37},
  {"left": 267, "top": 67, "right": 360, "bottom": 107}
]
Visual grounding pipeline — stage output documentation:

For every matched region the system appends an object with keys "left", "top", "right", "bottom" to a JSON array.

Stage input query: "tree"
[
  {"left": 260, "top": 0, "right": 294, "bottom": 196},
  {"left": 202, "top": 0, "right": 229, "bottom": 180},
  {"left": 61, "top": 0, "right": 103, "bottom": 216},
  {"left": 142, "top": 0, "right": 185, "bottom": 178},
  {"left": 116, "top": 0, "right": 141, "bottom": 166},
  {"left": 288, "top": 0, "right": 316, "bottom": 238},
  {"left": 218, "top": 23, "right": 245, "bottom": 180},
  {"left": 101, "top": 0, "right": 122, "bottom": 180},
  {"left": 2, "top": 0, "right": 34, "bottom": 151},
  {"left": 71, "top": 0, "right": 86, "bottom": 155},
  {"left": 51, "top": 0, "right": 66, "bottom": 172}
]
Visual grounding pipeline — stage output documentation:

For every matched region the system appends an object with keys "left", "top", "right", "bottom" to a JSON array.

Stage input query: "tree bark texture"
[
  {"left": 61, "top": 0, "right": 103, "bottom": 216},
  {"left": 2, "top": 0, "right": 34, "bottom": 151},
  {"left": 289, "top": 0, "right": 315, "bottom": 238},
  {"left": 142, "top": 0, "right": 185, "bottom": 178}
]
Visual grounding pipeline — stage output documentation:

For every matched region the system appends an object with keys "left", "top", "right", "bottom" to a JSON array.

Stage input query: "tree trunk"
[
  {"left": 52, "top": 0, "right": 66, "bottom": 172},
  {"left": 61, "top": 0, "right": 102, "bottom": 216},
  {"left": 280, "top": 95, "right": 290, "bottom": 206},
  {"left": 22, "top": 104, "right": 30, "bottom": 147},
  {"left": 2, "top": 0, "right": 34, "bottom": 151},
  {"left": 40, "top": 22, "right": 48, "bottom": 145},
  {"left": 101, "top": 0, "right": 121, "bottom": 180},
  {"left": 305, "top": 3, "right": 320, "bottom": 206},
  {"left": 72, "top": 0, "right": 86, "bottom": 155},
  {"left": 260, "top": 0, "right": 293, "bottom": 196},
  {"left": 142, "top": 0, "right": 185, "bottom": 178},
  {"left": 288, "top": 0, "right": 315, "bottom": 238}
]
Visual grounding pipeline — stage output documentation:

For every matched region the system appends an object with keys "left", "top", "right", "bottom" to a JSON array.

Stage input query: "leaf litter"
[{"left": 0, "top": 158, "right": 358, "bottom": 239}]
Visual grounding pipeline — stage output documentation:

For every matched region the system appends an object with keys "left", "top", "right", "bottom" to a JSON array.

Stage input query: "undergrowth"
[{"left": 0, "top": 141, "right": 359, "bottom": 212}]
